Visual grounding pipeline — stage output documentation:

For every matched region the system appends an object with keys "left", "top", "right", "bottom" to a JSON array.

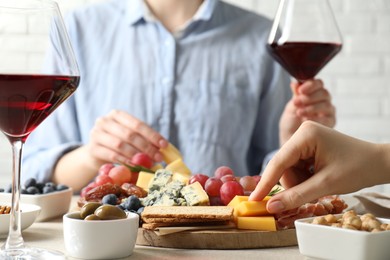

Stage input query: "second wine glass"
[{"left": 267, "top": 0, "right": 342, "bottom": 83}]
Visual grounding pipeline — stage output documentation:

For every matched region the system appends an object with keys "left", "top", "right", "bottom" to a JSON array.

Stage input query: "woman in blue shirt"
[{"left": 23, "top": 0, "right": 336, "bottom": 192}]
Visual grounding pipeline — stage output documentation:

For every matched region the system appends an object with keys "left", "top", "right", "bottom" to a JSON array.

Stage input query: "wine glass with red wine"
[
  {"left": 0, "top": 0, "right": 79, "bottom": 259},
  {"left": 267, "top": 0, "right": 342, "bottom": 83}
]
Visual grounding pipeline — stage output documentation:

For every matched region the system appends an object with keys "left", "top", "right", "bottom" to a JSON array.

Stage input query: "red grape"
[
  {"left": 189, "top": 173, "right": 209, "bottom": 188},
  {"left": 131, "top": 152, "right": 153, "bottom": 169},
  {"left": 108, "top": 165, "right": 132, "bottom": 185},
  {"left": 80, "top": 182, "right": 97, "bottom": 197},
  {"left": 209, "top": 196, "right": 224, "bottom": 206},
  {"left": 214, "top": 166, "right": 235, "bottom": 179},
  {"left": 239, "top": 176, "right": 257, "bottom": 192},
  {"left": 204, "top": 177, "right": 223, "bottom": 197},
  {"left": 95, "top": 174, "right": 113, "bottom": 186},
  {"left": 220, "top": 174, "right": 237, "bottom": 183},
  {"left": 129, "top": 171, "right": 139, "bottom": 185},
  {"left": 98, "top": 163, "right": 115, "bottom": 176},
  {"left": 252, "top": 175, "right": 261, "bottom": 184},
  {"left": 220, "top": 181, "right": 244, "bottom": 205}
]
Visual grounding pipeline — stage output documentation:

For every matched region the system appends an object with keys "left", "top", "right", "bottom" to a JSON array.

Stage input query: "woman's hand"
[
  {"left": 86, "top": 109, "right": 168, "bottom": 167},
  {"left": 250, "top": 121, "right": 389, "bottom": 213},
  {"left": 279, "top": 79, "right": 336, "bottom": 146}
]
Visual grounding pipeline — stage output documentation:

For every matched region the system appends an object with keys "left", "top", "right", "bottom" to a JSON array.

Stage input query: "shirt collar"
[{"left": 125, "top": 0, "right": 218, "bottom": 26}]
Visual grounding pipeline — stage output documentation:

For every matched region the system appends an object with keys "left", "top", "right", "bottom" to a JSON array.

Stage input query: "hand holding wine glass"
[
  {"left": 267, "top": 0, "right": 342, "bottom": 84},
  {"left": 0, "top": 0, "right": 79, "bottom": 258}
]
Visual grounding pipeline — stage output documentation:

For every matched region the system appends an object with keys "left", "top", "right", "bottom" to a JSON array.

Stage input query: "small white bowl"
[
  {"left": 0, "top": 188, "right": 73, "bottom": 222},
  {"left": 63, "top": 211, "right": 139, "bottom": 259},
  {"left": 295, "top": 214, "right": 390, "bottom": 260},
  {"left": 0, "top": 203, "right": 41, "bottom": 238}
]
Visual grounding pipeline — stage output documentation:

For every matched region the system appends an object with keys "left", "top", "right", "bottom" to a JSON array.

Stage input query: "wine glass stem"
[{"left": 4, "top": 139, "right": 25, "bottom": 250}]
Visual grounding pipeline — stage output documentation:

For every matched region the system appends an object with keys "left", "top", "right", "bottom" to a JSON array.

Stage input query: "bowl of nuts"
[
  {"left": 0, "top": 203, "right": 41, "bottom": 237},
  {"left": 0, "top": 178, "right": 73, "bottom": 222},
  {"left": 295, "top": 210, "right": 390, "bottom": 260},
  {"left": 63, "top": 203, "right": 139, "bottom": 259}
]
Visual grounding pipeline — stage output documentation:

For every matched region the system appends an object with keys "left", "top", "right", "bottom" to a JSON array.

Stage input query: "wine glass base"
[{"left": 0, "top": 246, "right": 65, "bottom": 260}]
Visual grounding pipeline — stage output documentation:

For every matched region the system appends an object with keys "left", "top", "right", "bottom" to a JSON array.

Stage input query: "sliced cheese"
[
  {"left": 136, "top": 171, "right": 155, "bottom": 191},
  {"left": 160, "top": 143, "right": 182, "bottom": 164},
  {"left": 165, "top": 158, "right": 191, "bottom": 176},
  {"left": 172, "top": 171, "right": 190, "bottom": 185},
  {"left": 228, "top": 195, "right": 249, "bottom": 208},
  {"left": 150, "top": 163, "right": 164, "bottom": 172},
  {"left": 237, "top": 216, "right": 277, "bottom": 231},
  {"left": 236, "top": 201, "right": 269, "bottom": 217},
  {"left": 180, "top": 181, "right": 210, "bottom": 206}
]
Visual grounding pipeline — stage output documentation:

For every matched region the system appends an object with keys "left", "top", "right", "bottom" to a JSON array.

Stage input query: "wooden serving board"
[{"left": 136, "top": 228, "right": 297, "bottom": 249}]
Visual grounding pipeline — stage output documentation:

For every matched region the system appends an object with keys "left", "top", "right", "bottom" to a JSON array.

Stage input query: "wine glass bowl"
[
  {"left": 0, "top": 0, "right": 79, "bottom": 258},
  {"left": 267, "top": 0, "right": 342, "bottom": 82}
]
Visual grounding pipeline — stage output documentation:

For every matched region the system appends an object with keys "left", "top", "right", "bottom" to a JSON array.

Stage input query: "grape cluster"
[
  {"left": 189, "top": 166, "right": 261, "bottom": 205},
  {"left": 1, "top": 178, "right": 69, "bottom": 195}
]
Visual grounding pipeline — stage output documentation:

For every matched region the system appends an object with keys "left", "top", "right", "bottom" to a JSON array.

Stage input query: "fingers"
[
  {"left": 109, "top": 110, "right": 168, "bottom": 148},
  {"left": 250, "top": 125, "right": 313, "bottom": 201},
  {"left": 89, "top": 110, "right": 168, "bottom": 165},
  {"left": 292, "top": 79, "right": 336, "bottom": 127}
]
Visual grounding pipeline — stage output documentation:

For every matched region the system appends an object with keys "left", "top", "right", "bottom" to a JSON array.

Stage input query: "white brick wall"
[{"left": 1, "top": 0, "right": 389, "bottom": 193}]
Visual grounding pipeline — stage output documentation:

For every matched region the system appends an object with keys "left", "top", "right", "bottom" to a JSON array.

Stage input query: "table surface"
[{"left": 1, "top": 197, "right": 306, "bottom": 260}]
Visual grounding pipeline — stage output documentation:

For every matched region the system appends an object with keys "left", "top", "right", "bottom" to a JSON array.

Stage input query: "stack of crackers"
[{"left": 141, "top": 206, "right": 233, "bottom": 230}]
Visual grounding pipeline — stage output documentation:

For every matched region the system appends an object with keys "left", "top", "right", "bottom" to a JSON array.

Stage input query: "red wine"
[
  {"left": 0, "top": 74, "right": 79, "bottom": 142},
  {"left": 267, "top": 41, "right": 342, "bottom": 81}
]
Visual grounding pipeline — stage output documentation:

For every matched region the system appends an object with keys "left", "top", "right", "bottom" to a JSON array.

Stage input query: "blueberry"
[
  {"left": 43, "top": 186, "right": 55, "bottom": 194},
  {"left": 35, "top": 182, "right": 45, "bottom": 193},
  {"left": 26, "top": 186, "right": 40, "bottom": 195},
  {"left": 136, "top": 206, "right": 144, "bottom": 215},
  {"left": 45, "top": 182, "right": 56, "bottom": 189},
  {"left": 24, "top": 178, "right": 37, "bottom": 189},
  {"left": 122, "top": 195, "right": 141, "bottom": 211},
  {"left": 102, "top": 194, "right": 118, "bottom": 205},
  {"left": 56, "top": 184, "right": 69, "bottom": 191},
  {"left": 0, "top": 188, "right": 4, "bottom": 193},
  {"left": 21, "top": 188, "right": 28, "bottom": 194}
]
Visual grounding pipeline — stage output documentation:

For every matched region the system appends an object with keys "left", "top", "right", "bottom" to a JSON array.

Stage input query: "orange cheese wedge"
[
  {"left": 236, "top": 201, "right": 269, "bottom": 217},
  {"left": 237, "top": 216, "right": 277, "bottom": 231}
]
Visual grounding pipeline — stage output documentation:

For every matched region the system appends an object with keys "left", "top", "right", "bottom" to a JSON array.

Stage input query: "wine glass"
[
  {"left": 267, "top": 0, "right": 342, "bottom": 83},
  {"left": 0, "top": 0, "right": 79, "bottom": 259}
]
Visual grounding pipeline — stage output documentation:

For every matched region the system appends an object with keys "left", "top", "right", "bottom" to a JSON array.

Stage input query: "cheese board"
[{"left": 136, "top": 227, "right": 297, "bottom": 249}]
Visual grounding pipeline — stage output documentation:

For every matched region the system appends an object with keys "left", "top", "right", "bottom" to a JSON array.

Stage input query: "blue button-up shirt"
[{"left": 22, "top": 0, "right": 291, "bottom": 182}]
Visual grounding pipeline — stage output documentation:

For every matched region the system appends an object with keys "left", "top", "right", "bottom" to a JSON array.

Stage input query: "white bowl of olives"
[{"left": 63, "top": 203, "right": 139, "bottom": 259}]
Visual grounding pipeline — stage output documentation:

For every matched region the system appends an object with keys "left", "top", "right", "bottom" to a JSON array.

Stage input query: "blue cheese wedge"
[
  {"left": 148, "top": 169, "right": 173, "bottom": 192},
  {"left": 180, "top": 182, "right": 210, "bottom": 206}
]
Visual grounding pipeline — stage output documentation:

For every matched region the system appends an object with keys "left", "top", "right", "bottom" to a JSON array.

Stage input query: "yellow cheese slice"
[
  {"left": 160, "top": 143, "right": 182, "bottom": 164},
  {"left": 236, "top": 201, "right": 269, "bottom": 217},
  {"left": 165, "top": 158, "right": 191, "bottom": 176},
  {"left": 172, "top": 172, "right": 190, "bottom": 185},
  {"left": 135, "top": 171, "right": 155, "bottom": 191},
  {"left": 237, "top": 216, "right": 277, "bottom": 231}
]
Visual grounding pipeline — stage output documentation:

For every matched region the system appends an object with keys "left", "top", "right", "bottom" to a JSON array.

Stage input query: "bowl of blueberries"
[{"left": 0, "top": 178, "right": 73, "bottom": 222}]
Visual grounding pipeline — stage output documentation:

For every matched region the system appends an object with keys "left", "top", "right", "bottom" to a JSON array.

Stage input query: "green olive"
[
  {"left": 94, "top": 205, "right": 127, "bottom": 220},
  {"left": 80, "top": 202, "right": 102, "bottom": 219},
  {"left": 84, "top": 214, "right": 101, "bottom": 221}
]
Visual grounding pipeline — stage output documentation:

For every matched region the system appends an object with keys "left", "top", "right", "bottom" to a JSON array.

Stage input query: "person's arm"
[{"left": 250, "top": 121, "right": 390, "bottom": 213}]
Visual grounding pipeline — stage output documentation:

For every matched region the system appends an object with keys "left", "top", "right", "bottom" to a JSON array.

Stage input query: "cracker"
[
  {"left": 141, "top": 206, "right": 233, "bottom": 221},
  {"left": 143, "top": 217, "right": 229, "bottom": 224},
  {"left": 142, "top": 220, "right": 230, "bottom": 230}
]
